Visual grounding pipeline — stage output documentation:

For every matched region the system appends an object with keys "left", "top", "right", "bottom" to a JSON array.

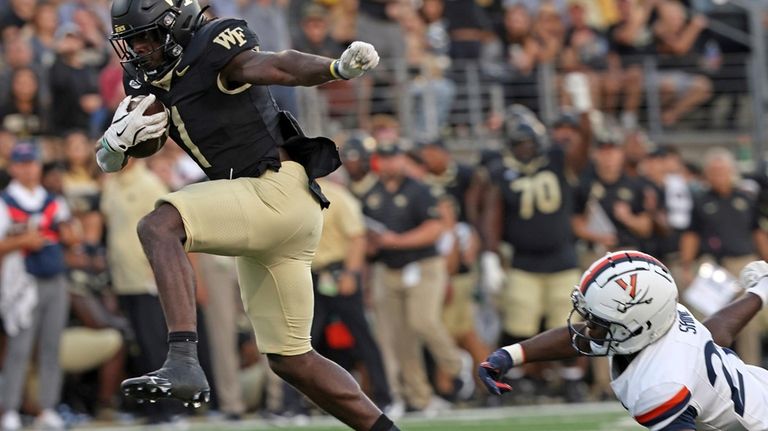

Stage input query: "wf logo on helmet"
[{"left": 615, "top": 274, "right": 638, "bottom": 299}]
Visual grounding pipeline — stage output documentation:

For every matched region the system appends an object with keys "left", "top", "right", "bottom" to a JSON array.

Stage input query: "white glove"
[
  {"left": 563, "top": 72, "right": 592, "bottom": 113},
  {"left": 739, "top": 260, "right": 768, "bottom": 307},
  {"left": 101, "top": 94, "right": 168, "bottom": 153},
  {"left": 480, "top": 251, "right": 505, "bottom": 294},
  {"left": 334, "top": 41, "right": 380, "bottom": 80}
]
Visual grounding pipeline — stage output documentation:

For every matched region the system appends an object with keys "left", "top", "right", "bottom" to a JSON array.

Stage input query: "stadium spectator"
[
  {"left": 24, "top": 1, "right": 58, "bottom": 69},
  {"left": 0, "top": 67, "right": 48, "bottom": 137},
  {"left": 48, "top": 23, "right": 102, "bottom": 137},
  {"left": 403, "top": 11, "right": 456, "bottom": 140},
  {"left": 533, "top": 1, "right": 565, "bottom": 64},
  {"left": 0, "top": 142, "right": 77, "bottom": 431},
  {"left": 293, "top": 4, "right": 345, "bottom": 58},
  {"left": 606, "top": 0, "right": 657, "bottom": 129},
  {"left": 0, "top": 36, "right": 40, "bottom": 108},
  {"left": 0, "top": 0, "right": 36, "bottom": 37},
  {"left": 652, "top": 0, "right": 712, "bottom": 126}
]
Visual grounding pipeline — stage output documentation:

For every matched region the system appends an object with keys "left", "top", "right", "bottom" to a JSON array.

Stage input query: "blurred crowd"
[{"left": 0, "top": 0, "right": 767, "bottom": 429}]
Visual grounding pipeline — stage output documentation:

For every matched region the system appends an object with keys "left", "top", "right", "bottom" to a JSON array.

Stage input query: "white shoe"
[
  {"left": 383, "top": 399, "right": 405, "bottom": 420},
  {"left": 1, "top": 411, "right": 21, "bottom": 431},
  {"left": 35, "top": 409, "right": 64, "bottom": 430},
  {"left": 456, "top": 350, "right": 476, "bottom": 401},
  {"left": 422, "top": 395, "right": 452, "bottom": 418}
]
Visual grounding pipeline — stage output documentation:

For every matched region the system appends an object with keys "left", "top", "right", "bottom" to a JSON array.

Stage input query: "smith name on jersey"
[
  {"left": 123, "top": 18, "right": 284, "bottom": 181},
  {"left": 610, "top": 304, "right": 768, "bottom": 430}
]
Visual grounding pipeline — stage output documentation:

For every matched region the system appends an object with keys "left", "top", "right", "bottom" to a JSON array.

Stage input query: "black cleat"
[{"left": 121, "top": 342, "right": 210, "bottom": 408}]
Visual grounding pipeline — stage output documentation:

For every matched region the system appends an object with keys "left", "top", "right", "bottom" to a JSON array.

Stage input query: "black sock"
[
  {"left": 168, "top": 331, "right": 198, "bottom": 344},
  {"left": 369, "top": 414, "right": 400, "bottom": 431}
]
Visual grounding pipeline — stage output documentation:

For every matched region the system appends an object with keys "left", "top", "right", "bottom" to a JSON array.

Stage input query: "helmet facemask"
[
  {"left": 568, "top": 290, "right": 645, "bottom": 357},
  {"left": 110, "top": 11, "right": 182, "bottom": 79}
]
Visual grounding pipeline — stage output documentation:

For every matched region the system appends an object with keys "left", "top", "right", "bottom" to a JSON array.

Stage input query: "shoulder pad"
[{"left": 178, "top": 18, "right": 259, "bottom": 71}]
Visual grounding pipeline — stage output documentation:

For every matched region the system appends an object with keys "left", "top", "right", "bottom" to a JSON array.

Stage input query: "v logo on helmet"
[{"left": 615, "top": 274, "right": 638, "bottom": 298}]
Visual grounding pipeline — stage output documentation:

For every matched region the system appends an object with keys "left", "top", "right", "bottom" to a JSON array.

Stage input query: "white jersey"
[{"left": 610, "top": 304, "right": 768, "bottom": 430}]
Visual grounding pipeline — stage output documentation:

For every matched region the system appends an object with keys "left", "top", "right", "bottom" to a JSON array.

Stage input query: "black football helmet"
[
  {"left": 110, "top": 0, "right": 205, "bottom": 79},
  {"left": 506, "top": 123, "right": 539, "bottom": 164},
  {"left": 503, "top": 104, "right": 547, "bottom": 163}
]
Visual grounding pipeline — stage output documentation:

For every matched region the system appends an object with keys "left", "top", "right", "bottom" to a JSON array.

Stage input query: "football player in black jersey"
[
  {"left": 96, "top": 1, "right": 400, "bottom": 430},
  {"left": 481, "top": 119, "right": 587, "bottom": 400}
]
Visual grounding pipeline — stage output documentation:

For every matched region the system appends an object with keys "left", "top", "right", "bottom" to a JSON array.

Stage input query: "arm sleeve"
[{"left": 631, "top": 384, "right": 693, "bottom": 431}]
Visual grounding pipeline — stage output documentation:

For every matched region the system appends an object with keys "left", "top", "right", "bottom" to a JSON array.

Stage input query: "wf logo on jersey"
[
  {"left": 214, "top": 28, "right": 247, "bottom": 50},
  {"left": 615, "top": 274, "right": 638, "bottom": 299}
]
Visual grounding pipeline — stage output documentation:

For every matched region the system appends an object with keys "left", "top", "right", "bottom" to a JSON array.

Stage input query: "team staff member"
[
  {"left": 311, "top": 176, "right": 392, "bottom": 410},
  {"left": 481, "top": 122, "right": 586, "bottom": 400},
  {"left": 679, "top": 148, "right": 768, "bottom": 365},
  {"left": 418, "top": 139, "right": 475, "bottom": 223},
  {"left": 340, "top": 133, "right": 378, "bottom": 200},
  {"left": 97, "top": 1, "right": 397, "bottom": 430},
  {"left": 363, "top": 142, "right": 465, "bottom": 410},
  {"left": 572, "top": 133, "right": 652, "bottom": 255}
]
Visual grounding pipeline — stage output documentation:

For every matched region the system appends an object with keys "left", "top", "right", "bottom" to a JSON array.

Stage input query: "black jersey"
[
  {"left": 424, "top": 162, "right": 475, "bottom": 222},
  {"left": 574, "top": 172, "right": 647, "bottom": 249},
  {"left": 361, "top": 177, "right": 440, "bottom": 269},
  {"left": 123, "top": 18, "right": 284, "bottom": 181},
  {"left": 488, "top": 147, "right": 577, "bottom": 272},
  {"left": 687, "top": 188, "right": 759, "bottom": 259}
]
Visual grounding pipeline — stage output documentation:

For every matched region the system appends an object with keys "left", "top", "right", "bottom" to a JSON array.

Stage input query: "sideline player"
[
  {"left": 479, "top": 251, "right": 768, "bottom": 430},
  {"left": 96, "top": 1, "right": 398, "bottom": 430}
]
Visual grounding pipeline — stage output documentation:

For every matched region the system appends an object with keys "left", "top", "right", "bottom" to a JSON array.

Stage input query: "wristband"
[
  {"left": 330, "top": 60, "right": 348, "bottom": 80},
  {"left": 502, "top": 343, "right": 525, "bottom": 366}
]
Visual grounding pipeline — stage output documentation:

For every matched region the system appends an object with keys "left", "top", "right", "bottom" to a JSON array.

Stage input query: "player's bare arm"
[
  {"left": 221, "top": 41, "right": 380, "bottom": 87},
  {"left": 705, "top": 260, "right": 768, "bottom": 347},
  {"left": 478, "top": 324, "right": 588, "bottom": 394}
]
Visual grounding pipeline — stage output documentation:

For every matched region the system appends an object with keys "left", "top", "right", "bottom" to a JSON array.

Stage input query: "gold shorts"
[
  {"left": 159, "top": 162, "right": 323, "bottom": 355},
  {"left": 442, "top": 271, "right": 478, "bottom": 337},
  {"left": 502, "top": 268, "right": 580, "bottom": 336}
]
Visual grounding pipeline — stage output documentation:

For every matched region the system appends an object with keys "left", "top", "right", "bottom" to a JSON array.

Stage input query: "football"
[{"left": 124, "top": 95, "right": 169, "bottom": 158}]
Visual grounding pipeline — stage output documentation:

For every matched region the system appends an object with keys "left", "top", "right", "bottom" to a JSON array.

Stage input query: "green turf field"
[{"left": 81, "top": 403, "right": 644, "bottom": 431}]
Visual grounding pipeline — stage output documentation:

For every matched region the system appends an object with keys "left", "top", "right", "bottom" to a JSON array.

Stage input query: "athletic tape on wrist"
[
  {"left": 100, "top": 137, "right": 116, "bottom": 153},
  {"left": 502, "top": 343, "right": 525, "bottom": 366}
]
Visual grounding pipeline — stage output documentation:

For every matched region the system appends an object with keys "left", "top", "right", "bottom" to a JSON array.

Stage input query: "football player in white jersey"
[{"left": 479, "top": 250, "right": 768, "bottom": 430}]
